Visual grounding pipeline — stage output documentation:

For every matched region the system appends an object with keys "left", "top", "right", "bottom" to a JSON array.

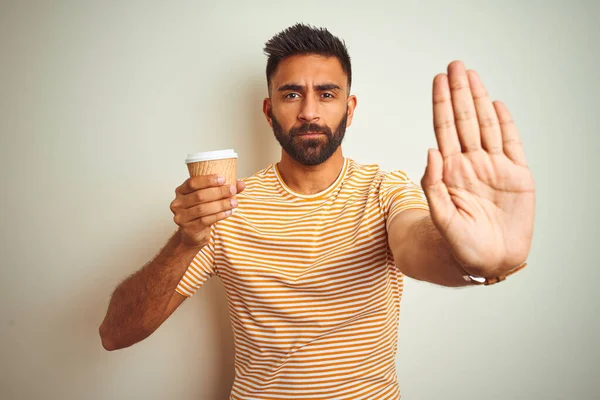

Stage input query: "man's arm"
[
  {"left": 99, "top": 175, "right": 245, "bottom": 351},
  {"left": 387, "top": 209, "right": 476, "bottom": 287},
  {"left": 98, "top": 230, "right": 196, "bottom": 351}
]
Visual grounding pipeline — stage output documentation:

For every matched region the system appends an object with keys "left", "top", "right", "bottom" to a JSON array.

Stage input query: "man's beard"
[{"left": 269, "top": 108, "right": 348, "bottom": 166}]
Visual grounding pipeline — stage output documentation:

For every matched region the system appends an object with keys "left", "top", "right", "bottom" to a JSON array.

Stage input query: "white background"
[{"left": 1, "top": 1, "right": 598, "bottom": 399}]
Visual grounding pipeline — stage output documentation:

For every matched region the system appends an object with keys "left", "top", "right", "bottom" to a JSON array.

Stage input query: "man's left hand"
[{"left": 421, "top": 60, "right": 535, "bottom": 277}]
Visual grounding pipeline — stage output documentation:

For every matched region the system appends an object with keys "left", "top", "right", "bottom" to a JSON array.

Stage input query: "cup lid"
[{"left": 185, "top": 149, "right": 238, "bottom": 163}]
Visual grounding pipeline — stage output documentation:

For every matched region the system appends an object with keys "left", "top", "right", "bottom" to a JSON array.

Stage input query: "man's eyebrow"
[
  {"left": 277, "top": 83, "right": 342, "bottom": 92},
  {"left": 277, "top": 84, "right": 303, "bottom": 92},
  {"left": 315, "top": 84, "right": 341, "bottom": 91}
]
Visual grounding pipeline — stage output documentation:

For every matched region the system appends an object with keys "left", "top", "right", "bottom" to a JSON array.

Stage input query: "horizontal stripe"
[{"left": 175, "top": 158, "right": 428, "bottom": 399}]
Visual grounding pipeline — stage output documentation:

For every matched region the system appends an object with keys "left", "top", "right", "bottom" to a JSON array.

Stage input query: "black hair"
[{"left": 263, "top": 23, "right": 352, "bottom": 94}]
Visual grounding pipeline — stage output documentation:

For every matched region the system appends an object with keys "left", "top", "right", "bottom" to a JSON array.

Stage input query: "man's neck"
[{"left": 276, "top": 150, "right": 345, "bottom": 195}]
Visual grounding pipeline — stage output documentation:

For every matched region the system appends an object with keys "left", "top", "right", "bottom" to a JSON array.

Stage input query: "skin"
[
  {"left": 417, "top": 61, "right": 535, "bottom": 276},
  {"left": 263, "top": 54, "right": 357, "bottom": 195}
]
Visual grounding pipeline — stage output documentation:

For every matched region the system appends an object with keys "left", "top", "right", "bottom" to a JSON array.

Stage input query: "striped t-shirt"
[{"left": 176, "top": 157, "right": 430, "bottom": 400}]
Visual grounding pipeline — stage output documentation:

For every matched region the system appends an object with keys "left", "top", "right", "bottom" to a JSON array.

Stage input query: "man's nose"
[{"left": 298, "top": 95, "right": 319, "bottom": 122}]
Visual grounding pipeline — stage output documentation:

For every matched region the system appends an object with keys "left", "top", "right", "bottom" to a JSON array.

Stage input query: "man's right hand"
[{"left": 170, "top": 175, "right": 246, "bottom": 249}]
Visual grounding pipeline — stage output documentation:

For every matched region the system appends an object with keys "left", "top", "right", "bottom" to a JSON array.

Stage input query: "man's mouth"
[{"left": 297, "top": 131, "right": 324, "bottom": 136}]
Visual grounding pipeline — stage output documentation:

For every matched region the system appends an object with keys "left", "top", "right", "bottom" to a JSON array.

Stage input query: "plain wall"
[{"left": 1, "top": 1, "right": 598, "bottom": 399}]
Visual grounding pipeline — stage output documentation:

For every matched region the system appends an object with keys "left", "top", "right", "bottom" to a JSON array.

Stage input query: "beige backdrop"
[{"left": 1, "top": 1, "right": 598, "bottom": 399}]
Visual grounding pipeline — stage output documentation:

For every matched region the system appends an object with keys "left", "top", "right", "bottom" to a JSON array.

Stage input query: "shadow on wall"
[
  {"left": 197, "top": 278, "right": 237, "bottom": 400},
  {"left": 236, "top": 74, "right": 282, "bottom": 176}
]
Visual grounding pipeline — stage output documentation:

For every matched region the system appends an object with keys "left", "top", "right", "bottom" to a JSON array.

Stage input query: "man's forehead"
[{"left": 271, "top": 54, "right": 347, "bottom": 88}]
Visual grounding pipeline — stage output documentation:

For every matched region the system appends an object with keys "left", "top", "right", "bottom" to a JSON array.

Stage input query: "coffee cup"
[{"left": 185, "top": 149, "right": 238, "bottom": 185}]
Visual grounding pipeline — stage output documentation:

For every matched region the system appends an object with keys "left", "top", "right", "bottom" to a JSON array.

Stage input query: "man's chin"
[{"left": 290, "top": 149, "right": 333, "bottom": 166}]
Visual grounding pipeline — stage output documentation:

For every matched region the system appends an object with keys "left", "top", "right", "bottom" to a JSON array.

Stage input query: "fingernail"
[
  {"left": 218, "top": 176, "right": 225, "bottom": 184},
  {"left": 230, "top": 185, "right": 236, "bottom": 195},
  {"left": 231, "top": 198, "right": 238, "bottom": 207}
]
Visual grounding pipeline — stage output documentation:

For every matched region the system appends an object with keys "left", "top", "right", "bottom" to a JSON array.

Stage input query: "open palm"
[{"left": 421, "top": 61, "right": 535, "bottom": 276}]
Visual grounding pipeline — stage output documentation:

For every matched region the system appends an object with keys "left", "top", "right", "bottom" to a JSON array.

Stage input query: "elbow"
[
  {"left": 99, "top": 322, "right": 120, "bottom": 351},
  {"left": 98, "top": 321, "right": 153, "bottom": 351}
]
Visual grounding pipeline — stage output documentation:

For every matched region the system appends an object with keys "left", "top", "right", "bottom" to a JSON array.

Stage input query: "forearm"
[
  {"left": 402, "top": 214, "right": 474, "bottom": 287},
  {"left": 99, "top": 229, "right": 200, "bottom": 349}
]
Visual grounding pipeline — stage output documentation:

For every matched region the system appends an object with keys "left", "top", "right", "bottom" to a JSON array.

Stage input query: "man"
[{"left": 99, "top": 23, "right": 535, "bottom": 399}]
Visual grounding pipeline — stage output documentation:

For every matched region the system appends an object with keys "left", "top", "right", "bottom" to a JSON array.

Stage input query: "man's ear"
[
  {"left": 346, "top": 95, "right": 357, "bottom": 127},
  {"left": 263, "top": 97, "right": 273, "bottom": 128}
]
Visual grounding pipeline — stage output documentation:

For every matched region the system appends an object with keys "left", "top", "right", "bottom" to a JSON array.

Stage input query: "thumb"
[
  {"left": 236, "top": 179, "right": 246, "bottom": 193},
  {"left": 421, "top": 148, "right": 453, "bottom": 229}
]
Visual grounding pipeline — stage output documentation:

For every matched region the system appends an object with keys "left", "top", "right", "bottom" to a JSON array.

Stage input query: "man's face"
[{"left": 264, "top": 54, "right": 356, "bottom": 166}]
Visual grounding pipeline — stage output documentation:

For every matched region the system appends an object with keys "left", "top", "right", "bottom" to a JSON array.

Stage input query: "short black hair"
[{"left": 263, "top": 23, "right": 352, "bottom": 95}]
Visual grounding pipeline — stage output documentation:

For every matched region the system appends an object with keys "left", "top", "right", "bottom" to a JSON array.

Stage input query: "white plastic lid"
[{"left": 185, "top": 149, "right": 238, "bottom": 164}]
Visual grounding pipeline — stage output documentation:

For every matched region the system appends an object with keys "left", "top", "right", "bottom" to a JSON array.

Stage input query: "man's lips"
[{"left": 295, "top": 131, "right": 325, "bottom": 136}]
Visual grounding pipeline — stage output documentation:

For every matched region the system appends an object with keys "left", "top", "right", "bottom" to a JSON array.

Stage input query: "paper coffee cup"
[{"left": 185, "top": 149, "right": 238, "bottom": 185}]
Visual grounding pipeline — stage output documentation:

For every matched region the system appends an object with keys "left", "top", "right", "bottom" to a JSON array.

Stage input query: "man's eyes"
[{"left": 283, "top": 93, "right": 335, "bottom": 99}]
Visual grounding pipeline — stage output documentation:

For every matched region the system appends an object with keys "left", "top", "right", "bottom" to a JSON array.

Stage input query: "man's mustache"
[{"left": 290, "top": 123, "right": 332, "bottom": 136}]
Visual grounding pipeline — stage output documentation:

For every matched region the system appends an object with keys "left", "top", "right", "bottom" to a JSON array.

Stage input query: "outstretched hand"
[{"left": 421, "top": 61, "right": 535, "bottom": 276}]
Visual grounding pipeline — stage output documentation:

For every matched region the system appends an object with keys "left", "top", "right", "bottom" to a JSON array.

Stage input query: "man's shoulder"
[
  {"left": 346, "top": 158, "right": 389, "bottom": 183},
  {"left": 348, "top": 158, "right": 412, "bottom": 178},
  {"left": 345, "top": 159, "right": 419, "bottom": 197}
]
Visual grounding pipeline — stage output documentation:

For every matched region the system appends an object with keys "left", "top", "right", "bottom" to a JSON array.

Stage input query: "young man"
[{"left": 99, "top": 24, "right": 535, "bottom": 399}]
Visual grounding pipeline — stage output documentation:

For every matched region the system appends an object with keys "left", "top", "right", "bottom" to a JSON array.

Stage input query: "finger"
[
  {"left": 433, "top": 74, "right": 461, "bottom": 157},
  {"left": 236, "top": 179, "right": 246, "bottom": 194},
  {"left": 179, "top": 196, "right": 237, "bottom": 224},
  {"left": 177, "top": 174, "right": 224, "bottom": 196},
  {"left": 494, "top": 101, "right": 528, "bottom": 166},
  {"left": 180, "top": 184, "right": 236, "bottom": 209},
  {"left": 448, "top": 61, "right": 481, "bottom": 152},
  {"left": 183, "top": 209, "right": 233, "bottom": 231},
  {"left": 421, "top": 148, "right": 454, "bottom": 230},
  {"left": 232, "top": 180, "right": 246, "bottom": 214},
  {"left": 467, "top": 70, "right": 503, "bottom": 154}
]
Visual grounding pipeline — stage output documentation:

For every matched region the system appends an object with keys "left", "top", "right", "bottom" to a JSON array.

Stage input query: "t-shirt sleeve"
[
  {"left": 175, "top": 224, "right": 218, "bottom": 298},
  {"left": 378, "top": 169, "right": 430, "bottom": 231}
]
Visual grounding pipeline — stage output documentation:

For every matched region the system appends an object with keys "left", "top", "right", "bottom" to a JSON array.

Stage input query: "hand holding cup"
[
  {"left": 171, "top": 175, "right": 245, "bottom": 249},
  {"left": 170, "top": 149, "right": 243, "bottom": 249}
]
